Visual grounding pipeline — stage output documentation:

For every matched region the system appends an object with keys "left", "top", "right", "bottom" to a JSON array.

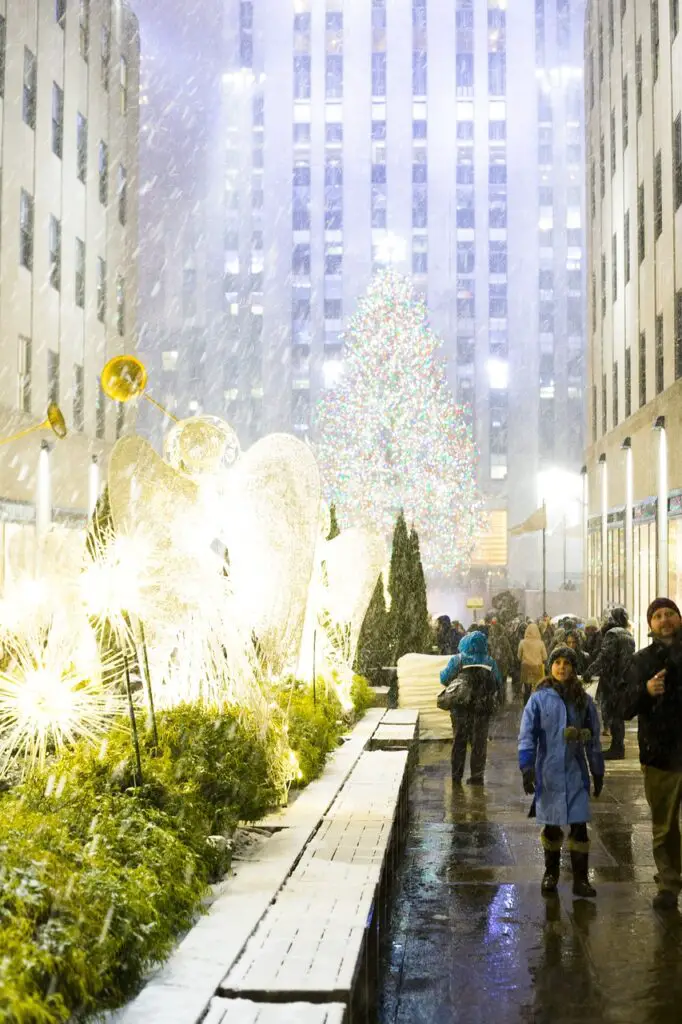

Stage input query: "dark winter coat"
[
  {"left": 622, "top": 634, "right": 682, "bottom": 771},
  {"left": 585, "top": 626, "right": 635, "bottom": 716},
  {"left": 488, "top": 625, "right": 513, "bottom": 681}
]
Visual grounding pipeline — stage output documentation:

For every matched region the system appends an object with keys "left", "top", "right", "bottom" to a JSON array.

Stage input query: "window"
[
  {"left": 639, "top": 330, "right": 647, "bottom": 407},
  {"left": 488, "top": 53, "right": 506, "bottom": 95},
  {"left": 413, "top": 51, "right": 427, "bottom": 95},
  {"left": 324, "top": 299, "right": 342, "bottom": 320},
  {"left": 457, "top": 337, "right": 475, "bottom": 365},
  {"left": 326, "top": 55, "right": 343, "bottom": 98},
  {"left": 592, "top": 384, "right": 597, "bottom": 440},
  {"left": 591, "top": 271, "right": 597, "bottom": 332},
  {"left": 457, "top": 242, "right": 475, "bottom": 274},
  {"left": 120, "top": 57, "right": 128, "bottom": 114},
  {"left": 101, "top": 23, "right": 111, "bottom": 89},
  {"left": 98, "top": 141, "right": 108, "bottom": 204},
  {"left": 325, "top": 245, "right": 342, "bottom": 276},
  {"left": 673, "top": 0, "right": 680, "bottom": 39},
  {"left": 590, "top": 163, "right": 596, "bottom": 219},
  {"left": 489, "top": 242, "right": 507, "bottom": 274},
  {"left": 75, "top": 238, "right": 85, "bottom": 308},
  {"left": 48, "top": 350, "right": 60, "bottom": 407},
  {"left": 117, "top": 165, "right": 127, "bottom": 225},
  {"left": 656, "top": 313, "right": 664, "bottom": 394},
  {"left": 612, "top": 233, "right": 617, "bottom": 302},
  {"left": 652, "top": 0, "right": 659, "bottom": 81},
  {"left": 97, "top": 257, "right": 106, "bottom": 322},
  {"left": 598, "top": 20, "right": 604, "bottom": 80},
  {"left": 622, "top": 76, "right": 629, "bottom": 150},
  {"left": 18, "top": 336, "right": 31, "bottom": 414},
  {"left": 610, "top": 109, "right": 616, "bottom": 176},
  {"left": 608, "top": 0, "right": 615, "bottom": 46},
  {"left": 602, "top": 373, "right": 607, "bottom": 434},
  {"left": 49, "top": 216, "right": 61, "bottom": 291},
  {"left": 457, "top": 280, "right": 475, "bottom": 318},
  {"left": 51, "top": 83, "right": 64, "bottom": 158},
  {"left": 240, "top": 1, "right": 253, "bottom": 67},
  {"left": 294, "top": 56, "right": 311, "bottom": 99},
  {"left": 413, "top": 185, "right": 427, "bottom": 227},
  {"left": 77, "top": 113, "right": 88, "bottom": 183},
  {"left": 413, "top": 251, "right": 428, "bottom": 274},
  {"left": 489, "top": 284, "right": 507, "bottom": 317},
  {"left": 638, "top": 183, "right": 645, "bottom": 263},
  {"left": 19, "top": 190, "right": 34, "bottom": 271},
  {"left": 654, "top": 151, "right": 663, "bottom": 240},
  {"left": 372, "top": 52, "right": 386, "bottom": 96},
  {"left": 671, "top": 114, "right": 675, "bottom": 211},
  {"left": 624, "top": 210, "right": 631, "bottom": 283},
  {"left": 23, "top": 48, "right": 37, "bottom": 129},
  {"left": 116, "top": 402, "right": 125, "bottom": 439},
  {"left": 601, "top": 252, "right": 607, "bottom": 317},
  {"left": 539, "top": 269, "right": 554, "bottom": 291},
  {"left": 456, "top": 53, "right": 474, "bottom": 89},
  {"left": 676, "top": 289, "right": 682, "bottom": 379},
  {"left": 613, "top": 362, "right": 618, "bottom": 427},
  {"left": 56, "top": 0, "right": 66, "bottom": 27},
  {"left": 625, "top": 346, "right": 632, "bottom": 418},
  {"left": 292, "top": 244, "right": 311, "bottom": 276},
  {"left": 116, "top": 276, "right": 125, "bottom": 336},
  {"left": 635, "top": 38, "right": 642, "bottom": 117},
  {"left": 0, "top": 16, "right": 5, "bottom": 98},
  {"left": 73, "top": 364, "right": 84, "bottom": 432},
  {"left": 80, "top": 0, "right": 90, "bottom": 60},
  {"left": 599, "top": 135, "right": 605, "bottom": 198}
]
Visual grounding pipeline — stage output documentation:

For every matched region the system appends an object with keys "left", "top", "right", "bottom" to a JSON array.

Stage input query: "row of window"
[
  {"left": 19, "top": 189, "right": 125, "bottom": 333},
  {"left": 594, "top": 291, "right": 682, "bottom": 440},
  {"left": 535, "top": 0, "right": 575, "bottom": 63}
]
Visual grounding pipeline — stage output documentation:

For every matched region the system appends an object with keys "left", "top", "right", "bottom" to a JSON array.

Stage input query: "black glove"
[
  {"left": 593, "top": 775, "right": 604, "bottom": 798},
  {"left": 522, "top": 767, "right": 535, "bottom": 795}
]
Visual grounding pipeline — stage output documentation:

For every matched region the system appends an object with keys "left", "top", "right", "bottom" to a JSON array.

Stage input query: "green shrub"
[
  {"left": 275, "top": 680, "right": 345, "bottom": 786},
  {"left": 350, "top": 674, "right": 375, "bottom": 717}
]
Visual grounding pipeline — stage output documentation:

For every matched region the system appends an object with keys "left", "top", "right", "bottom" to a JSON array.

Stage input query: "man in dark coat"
[
  {"left": 584, "top": 606, "right": 635, "bottom": 759},
  {"left": 622, "top": 598, "right": 682, "bottom": 910}
]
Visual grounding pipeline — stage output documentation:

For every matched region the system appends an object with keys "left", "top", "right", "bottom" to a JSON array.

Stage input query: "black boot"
[
  {"left": 570, "top": 850, "right": 596, "bottom": 898},
  {"left": 541, "top": 849, "right": 561, "bottom": 895},
  {"left": 602, "top": 747, "right": 625, "bottom": 760}
]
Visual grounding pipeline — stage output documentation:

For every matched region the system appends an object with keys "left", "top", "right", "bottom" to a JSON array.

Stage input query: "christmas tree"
[
  {"left": 315, "top": 270, "right": 481, "bottom": 574},
  {"left": 354, "top": 574, "right": 390, "bottom": 685}
]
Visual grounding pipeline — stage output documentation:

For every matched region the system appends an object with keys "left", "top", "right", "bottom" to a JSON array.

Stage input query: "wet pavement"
[{"left": 378, "top": 703, "right": 682, "bottom": 1024}]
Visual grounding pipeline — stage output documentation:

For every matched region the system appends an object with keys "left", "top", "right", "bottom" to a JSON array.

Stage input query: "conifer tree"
[
  {"left": 355, "top": 574, "right": 390, "bottom": 685},
  {"left": 327, "top": 502, "right": 341, "bottom": 541}
]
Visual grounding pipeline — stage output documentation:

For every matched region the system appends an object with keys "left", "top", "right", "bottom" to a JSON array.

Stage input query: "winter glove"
[
  {"left": 564, "top": 726, "right": 580, "bottom": 742},
  {"left": 522, "top": 767, "right": 536, "bottom": 795},
  {"left": 593, "top": 775, "right": 604, "bottom": 798}
]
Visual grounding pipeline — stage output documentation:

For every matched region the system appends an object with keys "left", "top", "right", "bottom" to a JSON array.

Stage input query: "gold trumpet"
[
  {"left": 100, "top": 355, "right": 178, "bottom": 422},
  {"left": 0, "top": 403, "right": 68, "bottom": 447}
]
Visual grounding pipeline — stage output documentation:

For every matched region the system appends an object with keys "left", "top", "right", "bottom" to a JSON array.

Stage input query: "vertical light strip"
[
  {"left": 36, "top": 441, "right": 52, "bottom": 539},
  {"left": 581, "top": 466, "right": 589, "bottom": 609},
  {"left": 657, "top": 425, "right": 668, "bottom": 595},
  {"left": 599, "top": 454, "right": 608, "bottom": 610},
  {"left": 624, "top": 444, "right": 634, "bottom": 613}
]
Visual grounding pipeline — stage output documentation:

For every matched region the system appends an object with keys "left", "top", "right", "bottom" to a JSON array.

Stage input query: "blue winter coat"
[
  {"left": 518, "top": 684, "right": 604, "bottom": 826},
  {"left": 440, "top": 631, "right": 504, "bottom": 697}
]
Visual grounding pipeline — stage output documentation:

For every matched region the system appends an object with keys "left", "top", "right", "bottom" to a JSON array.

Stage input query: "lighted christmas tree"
[{"left": 315, "top": 270, "right": 482, "bottom": 574}]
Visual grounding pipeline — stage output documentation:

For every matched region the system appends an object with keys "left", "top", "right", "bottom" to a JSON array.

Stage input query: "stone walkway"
[{"left": 378, "top": 704, "right": 682, "bottom": 1024}]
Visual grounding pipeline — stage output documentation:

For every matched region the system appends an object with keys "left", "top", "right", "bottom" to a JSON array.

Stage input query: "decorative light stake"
[{"left": 123, "top": 656, "right": 143, "bottom": 787}]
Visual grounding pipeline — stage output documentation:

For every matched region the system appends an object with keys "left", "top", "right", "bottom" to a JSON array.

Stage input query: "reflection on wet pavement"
[{"left": 378, "top": 704, "right": 682, "bottom": 1023}]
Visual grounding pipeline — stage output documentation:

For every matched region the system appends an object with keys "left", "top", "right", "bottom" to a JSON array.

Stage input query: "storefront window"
[
  {"left": 606, "top": 526, "right": 625, "bottom": 606},
  {"left": 669, "top": 518, "right": 682, "bottom": 613},
  {"left": 634, "top": 519, "right": 657, "bottom": 648},
  {"left": 587, "top": 528, "right": 601, "bottom": 619}
]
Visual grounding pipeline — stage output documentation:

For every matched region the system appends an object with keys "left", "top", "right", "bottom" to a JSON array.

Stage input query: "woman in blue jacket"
[
  {"left": 518, "top": 645, "right": 605, "bottom": 897},
  {"left": 441, "top": 631, "right": 503, "bottom": 785}
]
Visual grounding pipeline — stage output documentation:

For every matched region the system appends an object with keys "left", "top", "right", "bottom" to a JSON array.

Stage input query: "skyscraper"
[{"left": 140, "top": 0, "right": 588, "bottom": 593}]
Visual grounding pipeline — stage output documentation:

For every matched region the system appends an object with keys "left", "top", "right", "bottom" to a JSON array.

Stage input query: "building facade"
[
  {"left": 0, "top": 0, "right": 140, "bottom": 588},
  {"left": 138, "top": 0, "right": 588, "bottom": 592},
  {"left": 584, "top": 0, "right": 682, "bottom": 644}
]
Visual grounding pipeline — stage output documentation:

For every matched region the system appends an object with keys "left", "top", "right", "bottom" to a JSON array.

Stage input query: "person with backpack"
[
  {"left": 519, "top": 645, "right": 605, "bottom": 897},
  {"left": 440, "top": 631, "right": 503, "bottom": 785},
  {"left": 584, "top": 606, "right": 635, "bottom": 760}
]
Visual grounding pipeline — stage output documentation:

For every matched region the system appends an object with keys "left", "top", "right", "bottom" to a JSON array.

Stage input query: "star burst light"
[
  {"left": 0, "top": 626, "right": 126, "bottom": 778},
  {"left": 314, "top": 270, "right": 483, "bottom": 575}
]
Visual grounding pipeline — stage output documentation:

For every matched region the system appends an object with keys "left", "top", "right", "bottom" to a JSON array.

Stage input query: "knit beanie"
[
  {"left": 647, "top": 598, "right": 681, "bottom": 626},
  {"left": 547, "top": 644, "right": 578, "bottom": 673}
]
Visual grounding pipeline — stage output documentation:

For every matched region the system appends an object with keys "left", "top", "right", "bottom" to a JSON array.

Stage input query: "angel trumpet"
[
  {"left": 100, "top": 355, "right": 178, "bottom": 422},
  {"left": 0, "top": 403, "right": 67, "bottom": 447}
]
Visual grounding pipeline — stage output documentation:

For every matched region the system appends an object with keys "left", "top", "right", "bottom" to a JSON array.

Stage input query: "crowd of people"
[{"left": 437, "top": 598, "right": 682, "bottom": 911}]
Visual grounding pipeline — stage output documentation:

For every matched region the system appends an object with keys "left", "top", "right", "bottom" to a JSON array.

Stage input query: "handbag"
[
  {"left": 437, "top": 663, "right": 496, "bottom": 713},
  {"left": 437, "top": 675, "right": 474, "bottom": 712}
]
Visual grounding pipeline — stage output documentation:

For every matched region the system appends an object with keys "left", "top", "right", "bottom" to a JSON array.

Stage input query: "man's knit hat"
[{"left": 647, "top": 597, "right": 681, "bottom": 626}]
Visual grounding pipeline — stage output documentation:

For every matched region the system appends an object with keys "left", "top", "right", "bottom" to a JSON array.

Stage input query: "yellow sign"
[{"left": 466, "top": 597, "right": 485, "bottom": 609}]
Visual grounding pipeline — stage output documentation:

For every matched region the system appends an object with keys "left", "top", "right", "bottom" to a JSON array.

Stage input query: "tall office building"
[
  {"left": 584, "top": 0, "right": 682, "bottom": 644},
  {"left": 139, "top": 0, "right": 588, "bottom": 593},
  {"left": 0, "top": 0, "right": 139, "bottom": 586}
]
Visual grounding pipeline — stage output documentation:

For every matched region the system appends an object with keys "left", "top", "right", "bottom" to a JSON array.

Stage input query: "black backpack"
[{"left": 438, "top": 663, "right": 497, "bottom": 714}]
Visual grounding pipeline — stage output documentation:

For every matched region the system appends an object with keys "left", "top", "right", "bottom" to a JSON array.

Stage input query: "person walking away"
[
  {"left": 518, "top": 623, "right": 548, "bottom": 704},
  {"left": 435, "top": 615, "right": 456, "bottom": 655},
  {"left": 584, "top": 606, "right": 635, "bottom": 760},
  {"left": 519, "top": 646, "right": 604, "bottom": 897},
  {"left": 440, "top": 631, "right": 503, "bottom": 785},
  {"left": 622, "top": 598, "right": 682, "bottom": 910},
  {"left": 488, "top": 619, "right": 513, "bottom": 703},
  {"left": 583, "top": 618, "right": 601, "bottom": 659}
]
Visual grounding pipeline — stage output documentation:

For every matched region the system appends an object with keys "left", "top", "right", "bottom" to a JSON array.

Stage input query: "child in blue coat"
[{"left": 518, "top": 645, "right": 605, "bottom": 897}]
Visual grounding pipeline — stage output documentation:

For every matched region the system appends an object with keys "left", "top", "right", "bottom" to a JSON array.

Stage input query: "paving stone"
[{"left": 204, "top": 999, "right": 346, "bottom": 1023}]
